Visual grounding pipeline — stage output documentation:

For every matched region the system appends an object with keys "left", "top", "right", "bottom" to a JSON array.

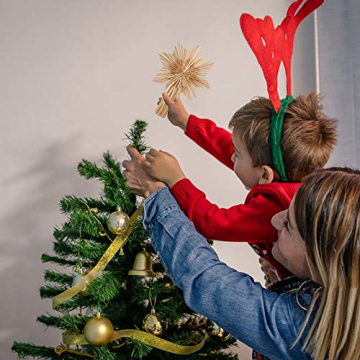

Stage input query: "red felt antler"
[{"left": 240, "top": 0, "right": 324, "bottom": 112}]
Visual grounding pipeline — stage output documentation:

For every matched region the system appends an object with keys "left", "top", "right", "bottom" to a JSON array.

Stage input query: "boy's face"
[{"left": 231, "top": 134, "right": 264, "bottom": 190}]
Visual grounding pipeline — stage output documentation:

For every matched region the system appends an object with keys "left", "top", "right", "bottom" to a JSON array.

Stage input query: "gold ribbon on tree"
[
  {"left": 52, "top": 204, "right": 144, "bottom": 309},
  {"left": 62, "top": 329, "right": 208, "bottom": 355}
]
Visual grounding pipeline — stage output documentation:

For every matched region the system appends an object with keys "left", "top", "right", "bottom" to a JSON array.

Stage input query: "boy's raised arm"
[{"left": 163, "top": 93, "right": 234, "bottom": 170}]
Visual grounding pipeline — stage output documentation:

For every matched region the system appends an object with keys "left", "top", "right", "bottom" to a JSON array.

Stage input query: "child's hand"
[
  {"left": 162, "top": 93, "right": 189, "bottom": 131},
  {"left": 143, "top": 148, "right": 186, "bottom": 188},
  {"left": 122, "top": 145, "right": 166, "bottom": 198}
]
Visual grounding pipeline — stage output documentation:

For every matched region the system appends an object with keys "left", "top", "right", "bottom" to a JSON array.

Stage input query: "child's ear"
[{"left": 258, "top": 165, "right": 274, "bottom": 185}]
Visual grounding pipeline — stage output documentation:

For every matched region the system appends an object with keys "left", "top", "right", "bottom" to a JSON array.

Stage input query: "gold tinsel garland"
[
  {"left": 61, "top": 329, "right": 208, "bottom": 355},
  {"left": 52, "top": 204, "right": 144, "bottom": 309},
  {"left": 52, "top": 203, "right": 208, "bottom": 355}
]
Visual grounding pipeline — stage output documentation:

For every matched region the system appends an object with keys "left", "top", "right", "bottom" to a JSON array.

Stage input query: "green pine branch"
[
  {"left": 12, "top": 342, "right": 85, "bottom": 359},
  {"left": 125, "top": 120, "right": 149, "bottom": 154},
  {"left": 41, "top": 253, "right": 77, "bottom": 267},
  {"left": 60, "top": 196, "right": 110, "bottom": 216},
  {"left": 40, "top": 285, "right": 67, "bottom": 298},
  {"left": 44, "top": 270, "right": 73, "bottom": 286},
  {"left": 87, "top": 272, "right": 122, "bottom": 304},
  {"left": 37, "top": 314, "right": 88, "bottom": 332},
  {"left": 53, "top": 239, "right": 108, "bottom": 262}
]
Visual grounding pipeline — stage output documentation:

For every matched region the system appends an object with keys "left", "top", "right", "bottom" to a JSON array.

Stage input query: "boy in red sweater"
[{"left": 142, "top": 92, "right": 337, "bottom": 280}]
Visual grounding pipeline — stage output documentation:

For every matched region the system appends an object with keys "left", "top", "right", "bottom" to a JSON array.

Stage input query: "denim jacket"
[{"left": 143, "top": 188, "right": 315, "bottom": 360}]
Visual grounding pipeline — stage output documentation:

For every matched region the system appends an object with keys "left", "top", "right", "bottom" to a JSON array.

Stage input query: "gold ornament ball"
[
  {"left": 143, "top": 309, "right": 167, "bottom": 336},
  {"left": 72, "top": 274, "right": 90, "bottom": 296},
  {"left": 84, "top": 313, "right": 114, "bottom": 346},
  {"left": 107, "top": 207, "right": 130, "bottom": 235}
]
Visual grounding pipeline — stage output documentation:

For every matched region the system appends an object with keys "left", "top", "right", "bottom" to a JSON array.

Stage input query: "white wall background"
[
  {"left": 318, "top": 0, "right": 360, "bottom": 168},
  {"left": 0, "top": 1, "right": 316, "bottom": 358}
]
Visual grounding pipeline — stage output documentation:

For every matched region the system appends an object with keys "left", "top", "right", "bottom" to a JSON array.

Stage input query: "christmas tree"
[{"left": 12, "top": 121, "right": 238, "bottom": 359}]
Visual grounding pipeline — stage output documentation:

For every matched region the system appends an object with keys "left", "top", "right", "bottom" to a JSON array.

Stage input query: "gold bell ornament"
[
  {"left": 143, "top": 308, "right": 167, "bottom": 336},
  {"left": 71, "top": 266, "right": 90, "bottom": 296},
  {"left": 206, "top": 320, "right": 231, "bottom": 342},
  {"left": 107, "top": 206, "right": 130, "bottom": 235},
  {"left": 128, "top": 249, "right": 156, "bottom": 277},
  {"left": 83, "top": 312, "right": 114, "bottom": 346}
]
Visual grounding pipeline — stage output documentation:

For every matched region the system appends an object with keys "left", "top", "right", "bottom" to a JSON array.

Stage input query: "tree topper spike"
[
  {"left": 240, "top": 0, "right": 324, "bottom": 113},
  {"left": 153, "top": 43, "right": 214, "bottom": 118}
]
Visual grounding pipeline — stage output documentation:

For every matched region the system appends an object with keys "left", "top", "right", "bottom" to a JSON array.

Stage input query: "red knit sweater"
[{"left": 170, "top": 115, "right": 301, "bottom": 279}]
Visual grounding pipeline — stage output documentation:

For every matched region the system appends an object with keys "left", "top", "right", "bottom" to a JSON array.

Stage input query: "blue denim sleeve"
[{"left": 143, "top": 188, "right": 311, "bottom": 360}]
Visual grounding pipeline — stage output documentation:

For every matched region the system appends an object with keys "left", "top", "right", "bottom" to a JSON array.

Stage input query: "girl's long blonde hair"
[{"left": 294, "top": 168, "right": 360, "bottom": 360}]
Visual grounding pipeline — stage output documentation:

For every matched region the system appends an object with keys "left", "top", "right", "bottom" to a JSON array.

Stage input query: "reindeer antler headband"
[{"left": 240, "top": 0, "right": 324, "bottom": 181}]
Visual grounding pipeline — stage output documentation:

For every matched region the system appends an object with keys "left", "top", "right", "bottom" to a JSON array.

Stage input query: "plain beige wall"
[{"left": 0, "top": 1, "right": 315, "bottom": 358}]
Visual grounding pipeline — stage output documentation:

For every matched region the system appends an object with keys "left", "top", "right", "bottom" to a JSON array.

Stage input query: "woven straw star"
[{"left": 154, "top": 43, "right": 214, "bottom": 117}]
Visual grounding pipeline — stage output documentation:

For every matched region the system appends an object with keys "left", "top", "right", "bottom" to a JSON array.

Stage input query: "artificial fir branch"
[
  {"left": 128, "top": 338, "right": 153, "bottom": 358},
  {"left": 60, "top": 196, "right": 110, "bottom": 216},
  {"left": 41, "top": 253, "right": 77, "bottom": 267},
  {"left": 44, "top": 270, "right": 73, "bottom": 285},
  {"left": 53, "top": 224, "right": 106, "bottom": 244},
  {"left": 51, "top": 297, "right": 93, "bottom": 313},
  {"left": 86, "top": 273, "right": 122, "bottom": 304},
  {"left": 77, "top": 159, "right": 104, "bottom": 181},
  {"left": 12, "top": 342, "right": 85, "bottom": 359},
  {"left": 37, "top": 314, "right": 88, "bottom": 332},
  {"left": 102, "top": 151, "right": 124, "bottom": 182},
  {"left": 91, "top": 346, "right": 117, "bottom": 360},
  {"left": 40, "top": 285, "right": 67, "bottom": 298},
  {"left": 53, "top": 239, "right": 107, "bottom": 262},
  {"left": 125, "top": 120, "right": 149, "bottom": 154},
  {"left": 67, "top": 211, "right": 106, "bottom": 239}
]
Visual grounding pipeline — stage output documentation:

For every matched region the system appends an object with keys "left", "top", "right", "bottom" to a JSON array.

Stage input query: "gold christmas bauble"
[
  {"left": 83, "top": 312, "right": 114, "bottom": 346},
  {"left": 107, "top": 207, "right": 130, "bottom": 235},
  {"left": 207, "top": 320, "right": 231, "bottom": 341},
  {"left": 143, "top": 308, "right": 167, "bottom": 336},
  {"left": 72, "top": 273, "right": 90, "bottom": 296}
]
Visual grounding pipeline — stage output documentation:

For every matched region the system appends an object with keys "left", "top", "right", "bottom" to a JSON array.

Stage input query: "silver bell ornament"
[{"left": 107, "top": 206, "right": 130, "bottom": 235}]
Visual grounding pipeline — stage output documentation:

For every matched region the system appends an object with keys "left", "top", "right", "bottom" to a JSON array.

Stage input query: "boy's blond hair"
[{"left": 228, "top": 92, "right": 338, "bottom": 181}]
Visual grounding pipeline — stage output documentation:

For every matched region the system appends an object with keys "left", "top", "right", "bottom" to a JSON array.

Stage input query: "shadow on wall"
[{"left": 0, "top": 137, "right": 101, "bottom": 359}]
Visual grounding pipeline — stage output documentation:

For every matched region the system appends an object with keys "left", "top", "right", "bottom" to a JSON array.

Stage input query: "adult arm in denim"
[{"left": 143, "top": 188, "right": 310, "bottom": 360}]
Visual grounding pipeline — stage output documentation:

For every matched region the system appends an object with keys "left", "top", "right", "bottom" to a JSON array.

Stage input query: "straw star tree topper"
[{"left": 154, "top": 43, "right": 214, "bottom": 118}]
